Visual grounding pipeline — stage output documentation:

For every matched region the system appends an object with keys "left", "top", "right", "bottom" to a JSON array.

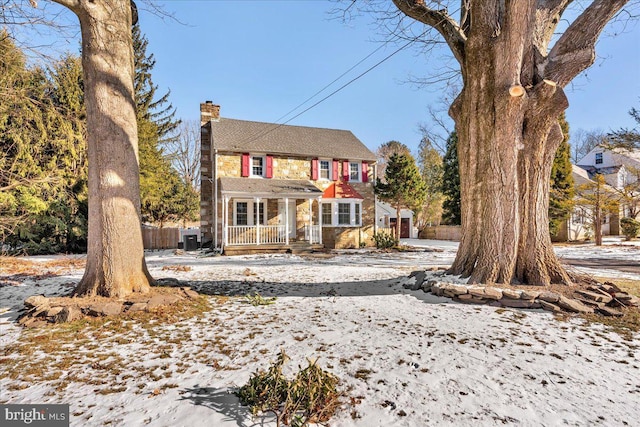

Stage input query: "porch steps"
[{"left": 224, "top": 242, "right": 325, "bottom": 256}]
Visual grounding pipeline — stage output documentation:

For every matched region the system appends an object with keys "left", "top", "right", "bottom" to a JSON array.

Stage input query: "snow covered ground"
[{"left": 1, "top": 240, "right": 639, "bottom": 426}]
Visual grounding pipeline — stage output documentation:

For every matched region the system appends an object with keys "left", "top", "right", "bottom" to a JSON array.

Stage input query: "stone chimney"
[{"left": 200, "top": 101, "right": 220, "bottom": 126}]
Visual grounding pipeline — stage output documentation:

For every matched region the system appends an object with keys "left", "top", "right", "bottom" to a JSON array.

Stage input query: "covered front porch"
[{"left": 218, "top": 178, "right": 325, "bottom": 253}]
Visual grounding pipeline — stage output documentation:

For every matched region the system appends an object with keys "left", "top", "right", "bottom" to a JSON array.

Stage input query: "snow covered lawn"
[{"left": 1, "top": 241, "right": 639, "bottom": 426}]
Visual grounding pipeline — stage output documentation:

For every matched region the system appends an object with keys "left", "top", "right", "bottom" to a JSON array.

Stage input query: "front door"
[{"left": 278, "top": 200, "right": 297, "bottom": 239}]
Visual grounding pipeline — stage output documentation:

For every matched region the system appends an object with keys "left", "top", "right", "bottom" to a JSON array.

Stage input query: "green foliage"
[
  {"left": 133, "top": 23, "right": 197, "bottom": 226},
  {"left": 372, "top": 231, "right": 396, "bottom": 249},
  {"left": 549, "top": 114, "right": 575, "bottom": 236},
  {"left": 376, "top": 140, "right": 411, "bottom": 180},
  {"left": 1, "top": 35, "right": 88, "bottom": 254},
  {"left": 245, "top": 293, "right": 277, "bottom": 306},
  {"left": 236, "top": 350, "right": 341, "bottom": 427},
  {"left": 441, "top": 131, "right": 461, "bottom": 225},
  {"left": 375, "top": 152, "right": 426, "bottom": 241},
  {"left": 620, "top": 217, "right": 640, "bottom": 240},
  {"left": 416, "top": 136, "right": 444, "bottom": 228}
]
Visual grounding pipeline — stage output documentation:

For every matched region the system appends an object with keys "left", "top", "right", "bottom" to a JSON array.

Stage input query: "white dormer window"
[{"left": 595, "top": 152, "right": 603, "bottom": 165}]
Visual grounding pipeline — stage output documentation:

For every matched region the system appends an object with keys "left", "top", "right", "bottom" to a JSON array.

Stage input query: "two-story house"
[{"left": 200, "top": 102, "right": 378, "bottom": 254}]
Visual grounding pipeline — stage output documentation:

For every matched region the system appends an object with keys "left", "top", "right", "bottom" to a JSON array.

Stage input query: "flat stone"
[
  {"left": 538, "top": 291, "right": 560, "bottom": 303},
  {"left": 421, "top": 282, "right": 433, "bottom": 293},
  {"left": 468, "top": 287, "right": 486, "bottom": 298},
  {"left": 430, "top": 282, "right": 444, "bottom": 296},
  {"left": 557, "top": 295, "right": 594, "bottom": 313},
  {"left": 25, "top": 295, "right": 49, "bottom": 309},
  {"left": 596, "top": 306, "right": 624, "bottom": 317},
  {"left": 502, "top": 289, "right": 522, "bottom": 300},
  {"left": 54, "top": 305, "right": 82, "bottom": 323},
  {"left": 87, "top": 302, "right": 123, "bottom": 317},
  {"left": 575, "top": 289, "right": 612, "bottom": 304},
  {"left": 441, "top": 283, "right": 468, "bottom": 296},
  {"left": 45, "top": 307, "right": 64, "bottom": 317},
  {"left": 587, "top": 286, "right": 615, "bottom": 299},
  {"left": 538, "top": 300, "right": 562, "bottom": 313},
  {"left": 576, "top": 298, "right": 604, "bottom": 308},
  {"left": 520, "top": 290, "right": 539, "bottom": 300},
  {"left": 454, "top": 294, "right": 481, "bottom": 304},
  {"left": 147, "top": 294, "right": 181, "bottom": 309},
  {"left": 127, "top": 302, "right": 148, "bottom": 313},
  {"left": 500, "top": 298, "right": 537, "bottom": 309},
  {"left": 484, "top": 287, "right": 503, "bottom": 300},
  {"left": 602, "top": 282, "right": 622, "bottom": 293}
]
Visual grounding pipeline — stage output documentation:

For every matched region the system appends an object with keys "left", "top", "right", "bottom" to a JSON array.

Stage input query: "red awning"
[{"left": 322, "top": 181, "right": 364, "bottom": 199}]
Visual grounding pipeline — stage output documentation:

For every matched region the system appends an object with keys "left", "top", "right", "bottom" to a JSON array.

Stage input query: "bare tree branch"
[
  {"left": 544, "top": 0, "right": 630, "bottom": 86},
  {"left": 391, "top": 0, "right": 466, "bottom": 65}
]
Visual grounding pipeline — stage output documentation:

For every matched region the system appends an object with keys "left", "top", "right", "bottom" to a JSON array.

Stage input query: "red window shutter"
[
  {"left": 362, "top": 162, "right": 369, "bottom": 183},
  {"left": 266, "top": 155, "right": 273, "bottom": 178},
  {"left": 311, "top": 158, "right": 319, "bottom": 180},
  {"left": 241, "top": 153, "right": 250, "bottom": 177},
  {"left": 342, "top": 160, "right": 349, "bottom": 181},
  {"left": 332, "top": 160, "right": 339, "bottom": 181}
]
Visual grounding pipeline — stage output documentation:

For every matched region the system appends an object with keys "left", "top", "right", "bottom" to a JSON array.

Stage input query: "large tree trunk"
[
  {"left": 55, "top": 0, "right": 153, "bottom": 297},
  {"left": 392, "top": 0, "right": 627, "bottom": 286},
  {"left": 448, "top": 1, "right": 571, "bottom": 286}
]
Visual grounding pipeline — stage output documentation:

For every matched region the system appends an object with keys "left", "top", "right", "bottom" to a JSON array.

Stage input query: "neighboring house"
[
  {"left": 199, "top": 102, "right": 378, "bottom": 253},
  {"left": 555, "top": 165, "right": 604, "bottom": 241},
  {"left": 375, "top": 201, "right": 416, "bottom": 239},
  {"left": 578, "top": 146, "right": 640, "bottom": 220}
]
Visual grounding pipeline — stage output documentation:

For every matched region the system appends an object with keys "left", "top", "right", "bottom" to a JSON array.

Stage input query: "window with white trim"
[
  {"left": 319, "top": 160, "right": 331, "bottom": 180},
  {"left": 252, "top": 156, "right": 264, "bottom": 176},
  {"left": 235, "top": 202, "right": 248, "bottom": 225},
  {"left": 595, "top": 152, "right": 603, "bottom": 165},
  {"left": 349, "top": 162, "right": 360, "bottom": 182},
  {"left": 322, "top": 204, "right": 332, "bottom": 225},
  {"left": 253, "top": 202, "right": 266, "bottom": 225},
  {"left": 338, "top": 203, "right": 351, "bottom": 225}
]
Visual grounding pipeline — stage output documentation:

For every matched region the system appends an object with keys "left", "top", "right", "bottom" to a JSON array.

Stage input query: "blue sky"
[{"left": 34, "top": 1, "right": 640, "bottom": 154}]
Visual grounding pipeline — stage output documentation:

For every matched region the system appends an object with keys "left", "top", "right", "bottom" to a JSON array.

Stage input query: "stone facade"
[{"left": 200, "top": 102, "right": 377, "bottom": 250}]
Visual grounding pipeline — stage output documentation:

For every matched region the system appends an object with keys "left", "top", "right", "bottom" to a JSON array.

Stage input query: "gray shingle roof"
[
  {"left": 210, "top": 118, "right": 376, "bottom": 162},
  {"left": 219, "top": 177, "right": 323, "bottom": 198}
]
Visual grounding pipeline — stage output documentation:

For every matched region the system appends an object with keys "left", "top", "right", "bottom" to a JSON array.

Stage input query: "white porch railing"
[
  {"left": 304, "top": 225, "right": 322, "bottom": 244},
  {"left": 227, "top": 225, "right": 287, "bottom": 245}
]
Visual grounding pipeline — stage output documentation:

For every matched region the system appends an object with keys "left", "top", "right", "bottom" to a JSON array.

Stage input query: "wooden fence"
[
  {"left": 420, "top": 225, "right": 461, "bottom": 241},
  {"left": 142, "top": 228, "right": 180, "bottom": 250}
]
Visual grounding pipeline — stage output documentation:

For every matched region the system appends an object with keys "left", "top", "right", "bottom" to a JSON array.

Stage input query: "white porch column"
[
  {"left": 284, "top": 197, "right": 289, "bottom": 246},
  {"left": 255, "top": 197, "right": 261, "bottom": 245},
  {"left": 308, "top": 198, "right": 313, "bottom": 244},
  {"left": 318, "top": 197, "right": 323, "bottom": 245},
  {"left": 223, "top": 196, "right": 228, "bottom": 248}
]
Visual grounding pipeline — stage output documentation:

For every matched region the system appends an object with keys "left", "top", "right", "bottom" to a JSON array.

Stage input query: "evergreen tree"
[
  {"left": 1, "top": 40, "right": 88, "bottom": 254},
  {"left": 441, "top": 131, "right": 461, "bottom": 225},
  {"left": 132, "top": 22, "right": 197, "bottom": 226},
  {"left": 376, "top": 140, "right": 411, "bottom": 181},
  {"left": 375, "top": 152, "right": 427, "bottom": 243},
  {"left": 416, "top": 136, "right": 444, "bottom": 230},
  {"left": 549, "top": 114, "right": 575, "bottom": 236}
]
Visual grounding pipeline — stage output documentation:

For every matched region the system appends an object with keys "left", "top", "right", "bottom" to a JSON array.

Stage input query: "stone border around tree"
[
  {"left": 18, "top": 280, "right": 199, "bottom": 328},
  {"left": 401, "top": 270, "right": 639, "bottom": 317}
]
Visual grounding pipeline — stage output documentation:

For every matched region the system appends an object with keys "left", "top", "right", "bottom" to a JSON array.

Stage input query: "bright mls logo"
[{"left": 1, "top": 405, "right": 69, "bottom": 426}]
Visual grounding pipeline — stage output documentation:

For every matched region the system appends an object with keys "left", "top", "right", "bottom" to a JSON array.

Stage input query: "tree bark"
[
  {"left": 392, "top": 0, "right": 628, "bottom": 286},
  {"left": 53, "top": 0, "right": 153, "bottom": 297}
]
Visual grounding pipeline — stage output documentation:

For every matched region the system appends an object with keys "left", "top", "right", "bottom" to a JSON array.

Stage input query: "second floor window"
[
  {"left": 252, "top": 156, "right": 264, "bottom": 176},
  {"left": 320, "top": 160, "right": 330, "bottom": 180},
  {"left": 595, "top": 152, "right": 603, "bottom": 165},
  {"left": 350, "top": 162, "right": 360, "bottom": 181}
]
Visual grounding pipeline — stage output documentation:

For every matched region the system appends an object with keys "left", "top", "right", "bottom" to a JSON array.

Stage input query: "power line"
[{"left": 239, "top": 31, "right": 426, "bottom": 145}]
